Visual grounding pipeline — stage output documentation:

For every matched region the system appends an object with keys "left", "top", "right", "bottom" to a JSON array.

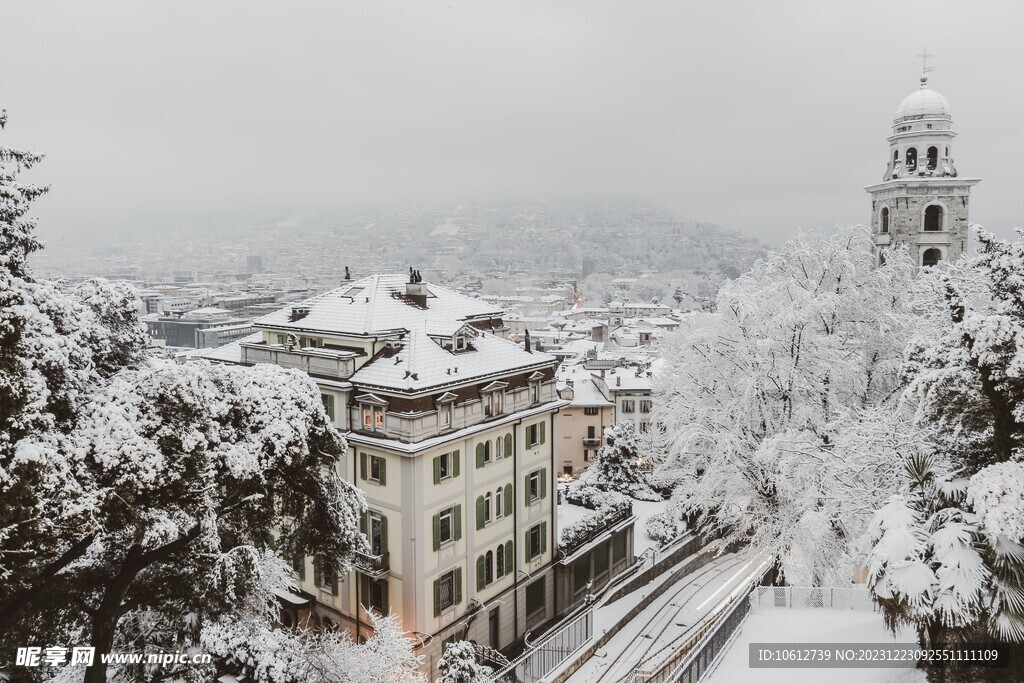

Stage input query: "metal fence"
[
  {"left": 749, "top": 586, "right": 872, "bottom": 610},
  {"left": 488, "top": 607, "right": 593, "bottom": 683}
]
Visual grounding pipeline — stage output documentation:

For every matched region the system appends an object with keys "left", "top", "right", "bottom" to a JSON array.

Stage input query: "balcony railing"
[
  {"left": 353, "top": 550, "right": 390, "bottom": 578},
  {"left": 582, "top": 436, "right": 601, "bottom": 447},
  {"left": 559, "top": 503, "right": 633, "bottom": 557}
]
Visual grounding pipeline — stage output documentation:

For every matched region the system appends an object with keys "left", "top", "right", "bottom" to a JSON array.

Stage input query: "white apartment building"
[{"left": 201, "top": 273, "right": 570, "bottom": 678}]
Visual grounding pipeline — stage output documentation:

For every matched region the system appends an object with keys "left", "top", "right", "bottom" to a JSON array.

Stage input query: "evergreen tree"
[{"left": 572, "top": 422, "right": 660, "bottom": 502}]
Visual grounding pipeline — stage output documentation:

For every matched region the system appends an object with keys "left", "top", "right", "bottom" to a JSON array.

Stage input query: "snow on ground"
[
  {"left": 630, "top": 498, "right": 669, "bottom": 557},
  {"left": 705, "top": 608, "right": 925, "bottom": 683}
]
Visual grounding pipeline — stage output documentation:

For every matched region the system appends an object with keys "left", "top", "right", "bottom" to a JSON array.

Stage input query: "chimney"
[
  {"left": 616, "top": 376, "right": 621, "bottom": 387},
  {"left": 344, "top": 266, "right": 351, "bottom": 281},
  {"left": 405, "top": 267, "right": 428, "bottom": 308},
  {"left": 524, "top": 329, "right": 532, "bottom": 353}
]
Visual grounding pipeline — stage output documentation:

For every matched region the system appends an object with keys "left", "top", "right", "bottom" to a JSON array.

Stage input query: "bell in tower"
[{"left": 864, "top": 51, "right": 981, "bottom": 268}]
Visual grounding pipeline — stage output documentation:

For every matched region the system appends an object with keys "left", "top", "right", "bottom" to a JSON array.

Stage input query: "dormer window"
[
  {"left": 455, "top": 335, "right": 467, "bottom": 351},
  {"left": 356, "top": 394, "right": 388, "bottom": 433},
  {"left": 481, "top": 381, "right": 508, "bottom": 418}
]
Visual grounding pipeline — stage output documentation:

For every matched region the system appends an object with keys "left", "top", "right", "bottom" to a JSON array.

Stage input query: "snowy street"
[{"left": 565, "top": 549, "right": 764, "bottom": 683}]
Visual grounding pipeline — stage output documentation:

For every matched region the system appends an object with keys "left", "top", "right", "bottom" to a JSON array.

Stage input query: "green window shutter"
[
  {"left": 540, "top": 468, "right": 547, "bottom": 499},
  {"left": 381, "top": 579, "right": 389, "bottom": 613},
  {"left": 504, "top": 484, "right": 513, "bottom": 516},
  {"left": 525, "top": 474, "right": 531, "bottom": 505},
  {"left": 454, "top": 504, "right": 462, "bottom": 541},
  {"left": 477, "top": 555, "right": 486, "bottom": 590},
  {"left": 379, "top": 457, "right": 386, "bottom": 486},
  {"left": 504, "top": 433, "right": 513, "bottom": 458},
  {"left": 540, "top": 421, "right": 546, "bottom": 444},
  {"left": 331, "top": 570, "right": 340, "bottom": 596},
  {"left": 525, "top": 529, "right": 532, "bottom": 562},
  {"left": 540, "top": 522, "right": 548, "bottom": 554},
  {"left": 432, "top": 514, "right": 441, "bottom": 551},
  {"left": 380, "top": 514, "right": 388, "bottom": 554},
  {"left": 433, "top": 578, "right": 442, "bottom": 616},
  {"left": 505, "top": 540, "right": 514, "bottom": 575},
  {"left": 433, "top": 456, "right": 441, "bottom": 485},
  {"left": 453, "top": 449, "right": 461, "bottom": 477},
  {"left": 360, "top": 452, "right": 367, "bottom": 480},
  {"left": 476, "top": 496, "right": 486, "bottom": 530},
  {"left": 476, "top": 443, "right": 485, "bottom": 468},
  {"left": 359, "top": 512, "right": 367, "bottom": 536},
  {"left": 454, "top": 567, "right": 463, "bottom": 605}
]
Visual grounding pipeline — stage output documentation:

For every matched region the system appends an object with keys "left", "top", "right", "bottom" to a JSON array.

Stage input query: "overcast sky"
[{"left": 4, "top": 1, "right": 1022, "bottom": 246}]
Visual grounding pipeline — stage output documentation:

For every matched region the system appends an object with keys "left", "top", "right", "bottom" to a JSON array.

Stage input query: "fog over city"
[{"left": 4, "top": 0, "right": 1023, "bottom": 246}]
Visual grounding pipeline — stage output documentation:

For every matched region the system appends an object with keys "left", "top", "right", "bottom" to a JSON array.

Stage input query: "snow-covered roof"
[
  {"left": 352, "top": 327, "right": 555, "bottom": 392},
  {"left": 894, "top": 82, "right": 951, "bottom": 123},
  {"left": 254, "top": 274, "right": 503, "bottom": 335}
]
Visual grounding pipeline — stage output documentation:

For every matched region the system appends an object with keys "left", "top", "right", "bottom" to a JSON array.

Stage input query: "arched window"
[
  {"left": 485, "top": 550, "right": 494, "bottom": 585},
  {"left": 880, "top": 207, "right": 889, "bottom": 233},
  {"left": 924, "top": 205, "right": 942, "bottom": 232},
  {"left": 922, "top": 248, "right": 942, "bottom": 267},
  {"left": 906, "top": 148, "right": 917, "bottom": 172},
  {"left": 893, "top": 149, "right": 899, "bottom": 164},
  {"left": 495, "top": 436, "right": 503, "bottom": 459},
  {"left": 484, "top": 492, "right": 492, "bottom": 523},
  {"left": 927, "top": 146, "right": 938, "bottom": 170},
  {"left": 483, "top": 441, "right": 491, "bottom": 464},
  {"left": 495, "top": 487, "right": 503, "bottom": 519},
  {"left": 496, "top": 544, "right": 505, "bottom": 578}
]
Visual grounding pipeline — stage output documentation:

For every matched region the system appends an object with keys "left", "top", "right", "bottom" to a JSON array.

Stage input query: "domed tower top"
[{"left": 893, "top": 77, "right": 951, "bottom": 126}]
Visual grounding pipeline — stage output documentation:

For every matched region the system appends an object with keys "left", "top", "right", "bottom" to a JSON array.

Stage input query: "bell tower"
[{"left": 864, "top": 53, "right": 980, "bottom": 267}]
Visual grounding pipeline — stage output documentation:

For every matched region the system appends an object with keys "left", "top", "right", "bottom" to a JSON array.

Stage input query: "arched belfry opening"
[
  {"left": 924, "top": 204, "right": 942, "bottom": 232},
  {"left": 906, "top": 147, "right": 917, "bottom": 172},
  {"left": 927, "top": 146, "right": 938, "bottom": 170},
  {"left": 922, "top": 248, "right": 941, "bottom": 267},
  {"left": 881, "top": 207, "right": 889, "bottom": 233}
]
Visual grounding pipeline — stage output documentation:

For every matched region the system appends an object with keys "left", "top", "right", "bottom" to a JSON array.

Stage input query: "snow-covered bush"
[
  {"left": 559, "top": 496, "right": 632, "bottom": 553},
  {"left": 564, "top": 484, "right": 629, "bottom": 510},
  {"left": 438, "top": 640, "right": 492, "bottom": 683},
  {"left": 570, "top": 423, "right": 660, "bottom": 502},
  {"left": 645, "top": 511, "right": 681, "bottom": 547}
]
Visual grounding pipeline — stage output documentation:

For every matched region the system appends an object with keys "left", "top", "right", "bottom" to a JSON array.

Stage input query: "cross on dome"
[{"left": 916, "top": 47, "right": 934, "bottom": 87}]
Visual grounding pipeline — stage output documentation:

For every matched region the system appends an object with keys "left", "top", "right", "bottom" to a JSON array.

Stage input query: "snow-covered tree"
[
  {"left": 202, "top": 612, "right": 424, "bottom": 683},
  {"left": 862, "top": 229, "right": 1024, "bottom": 657},
  {"left": 651, "top": 226, "right": 924, "bottom": 584},
  {"left": 0, "top": 115, "right": 370, "bottom": 683},
  {"left": 569, "top": 422, "right": 660, "bottom": 502},
  {"left": 437, "top": 640, "right": 492, "bottom": 683}
]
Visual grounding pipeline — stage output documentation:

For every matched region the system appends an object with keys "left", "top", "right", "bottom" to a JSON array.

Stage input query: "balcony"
[
  {"left": 240, "top": 342, "right": 356, "bottom": 380},
  {"left": 353, "top": 550, "right": 390, "bottom": 579},
  {"left": 582, "top": 436, "right": 601, "bottom": 447}
]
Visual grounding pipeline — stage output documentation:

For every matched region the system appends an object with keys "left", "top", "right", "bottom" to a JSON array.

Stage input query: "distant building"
[
  {"left": 247, "top": 254, "right": 264, "bottom": 274},
  {"left": 144, "top": 308, "right": 237, "bottom": 348},
  {"left": 555, "top": 371, "right": 614, "bottom": 476}
]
